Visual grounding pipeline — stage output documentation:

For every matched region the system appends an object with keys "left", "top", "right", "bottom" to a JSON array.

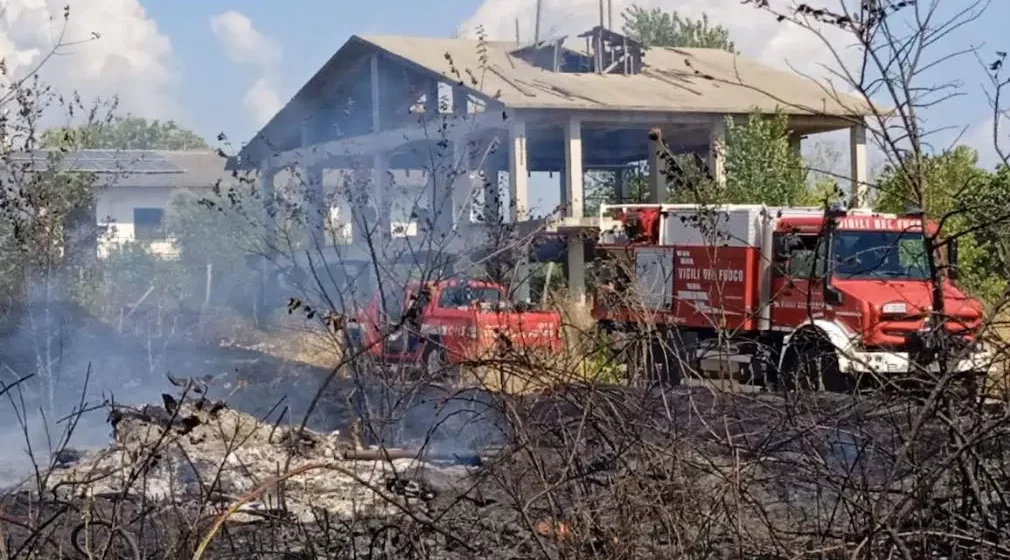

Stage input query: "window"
[
  {"left": 437, "top": 285, "right": 506, "bottom": 310},
  {"left": 133, "top": 208, "right": 165, "bottom": 241},
  {"left": 775, "top": 234, "right": 827, "bottom": 280},
  {"left": 831, "top": 231, "right": 929, "bottom": 280}
]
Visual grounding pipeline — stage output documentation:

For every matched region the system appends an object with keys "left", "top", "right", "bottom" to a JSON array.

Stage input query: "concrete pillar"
[
  {"left": 509, "top": 120, "right": 528, "bottom": 222},
  {"left": 430, "top": 143, "right": 455, "bottom": 237},
  {"left": 789, "top": 133, "right": 802, "bottom": 159},
  {"left": 452, "top": 139, "right": 473, "bottom": 228},
  {"left": 258, "top": 163, "right": 278, "bottom": 319},
  {"left": 564, "top": 117, "right": 584, "bottom": 219},
  {"left": 614, "top": 166, "right": 626, "bottom": 204},
  {"left": 850, "top": 122, "right": 868, "bottom": 208},
  {"left": 483, "top": 162, "right": 502, "bottom": 225},
  {"left": 350, "top": 165, "right": 374, "bottom": 247},
  {"left": 564, "top": 116, "right": 586, "bottom": 306},
  {"left": 567, "top": 235, "right": 586, "bottom": 305},
  {"left": 259, "top": 162, "right": 277, "bottom": 247},
  {"left": 371, "top": 54, "right": 381, "bottom": 131},
  {"left": 452, "top": 86, "right": 468, "bottom": 116},
  {"left": 305, "top": 165, "right": 325, "bottom": 248},
  {"left": 648, "top": 132, "right": 666, "bottom": 203},
  {"left": 374, "top": 153, "right": 390, "bottom": 246},
  {"left": 508, "top": 120, "right": 530, "bottom": 302},
  {"left": 709, "top": 117, "right": 727, "bottom": 187}
]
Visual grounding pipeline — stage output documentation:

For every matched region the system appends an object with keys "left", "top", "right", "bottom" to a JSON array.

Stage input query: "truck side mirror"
[
  {"left": 947, "top": 238, "right": 959, "bottom": 280},
  {"left": 775, "top": 234, "right": 801, "bottom": 261},
  {"left": 823, "top": 284, "right": 844, "bottom": 306}
]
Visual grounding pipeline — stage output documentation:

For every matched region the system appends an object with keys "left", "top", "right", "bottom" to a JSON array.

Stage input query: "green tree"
[
  {"left": 42, "top": 116, "right": 210, "bottom": 150},
  {"left": 621, "top": 5, "right": 737, "bottom": 52},
  {"left": 721, "top": 110, "right": 808, "bottom": 205},
  {"left": 874, "top": 145, "right": 1010, "bottom": 302}
]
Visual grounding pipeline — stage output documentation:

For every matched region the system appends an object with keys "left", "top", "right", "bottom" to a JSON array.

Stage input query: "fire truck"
[
  {"left": 347, "top": 278, "right": 563, "bottom": 375},
  {"left": 591, "top": 203, "right": 991, "bottom": 391}
]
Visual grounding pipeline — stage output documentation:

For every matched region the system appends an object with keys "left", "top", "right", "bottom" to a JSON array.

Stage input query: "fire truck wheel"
[
  {"left": 782, "top": 331, "right": 852, "bottom": 393},
  {"left": 423, "top": 344, "right": 450, "bottom": 379}
]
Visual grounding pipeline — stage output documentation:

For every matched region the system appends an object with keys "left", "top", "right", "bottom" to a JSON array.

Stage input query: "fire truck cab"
[{"left": 592, "top": 203, "right": 990, "bottom": 391}]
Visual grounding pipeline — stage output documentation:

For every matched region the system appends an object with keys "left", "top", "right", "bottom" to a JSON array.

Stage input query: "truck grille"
[{"left": 905, "top": 328, "right": 977, "bottom": 366}]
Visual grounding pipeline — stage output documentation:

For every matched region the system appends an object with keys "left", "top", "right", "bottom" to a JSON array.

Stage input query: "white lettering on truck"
[{"left": 678, "top": 267, "right": 744, "bottom": 282}]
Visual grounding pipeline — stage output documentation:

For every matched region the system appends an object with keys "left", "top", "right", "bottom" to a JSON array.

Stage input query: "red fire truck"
[
  {"left": 347, "top": 278, "right": 563, "bottom": 374},
  {"left": 591, "top": 203, "right": 990, "bottom": 391}
]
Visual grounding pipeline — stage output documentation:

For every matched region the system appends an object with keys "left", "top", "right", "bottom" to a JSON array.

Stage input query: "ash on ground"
[{"left": 48, "top": 395, "right": 477, "bottom": 523}]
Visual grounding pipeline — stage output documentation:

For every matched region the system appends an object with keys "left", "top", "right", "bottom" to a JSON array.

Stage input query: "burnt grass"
[
  {"left": 0, "top": 314, "right": 1007, "bottom": 558},
  {"left": 3, "top": 380, "right": 1008, "bottom": 558}
]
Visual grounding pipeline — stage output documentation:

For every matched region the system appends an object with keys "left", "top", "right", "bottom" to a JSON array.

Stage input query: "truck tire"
[
  {"left": 781, "top": 330, "right": 852, "bottom": 393},
  {"left": 423, "top": 343, "right": 451, "bottom": 380}
]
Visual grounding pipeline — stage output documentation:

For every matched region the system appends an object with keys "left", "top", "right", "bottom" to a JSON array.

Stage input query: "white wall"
[{"left": 96, "top": 186, "right": 185, "bottom": 259}]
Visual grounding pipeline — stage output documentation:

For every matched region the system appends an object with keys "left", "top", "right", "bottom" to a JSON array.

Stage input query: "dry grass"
[{"left": 202, "top": 308, "right": 343, "bottom": 369}]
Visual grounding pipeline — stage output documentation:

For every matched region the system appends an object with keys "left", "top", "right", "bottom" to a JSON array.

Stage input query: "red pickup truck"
[{"left": 346, "top": 278, "right": 563, "bottom": 375}]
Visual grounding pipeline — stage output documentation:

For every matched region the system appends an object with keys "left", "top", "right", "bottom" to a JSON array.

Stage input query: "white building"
[{"left": 89, "top": 150, "right": 234, "bottom": 258}]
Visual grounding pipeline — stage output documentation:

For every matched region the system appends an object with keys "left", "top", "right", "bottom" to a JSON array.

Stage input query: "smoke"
[{"left": 0, "top": 288, "right": 174, "bottom": 488}]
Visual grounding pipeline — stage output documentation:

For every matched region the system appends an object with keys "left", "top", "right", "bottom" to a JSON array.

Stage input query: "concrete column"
[
  {"left": 483, "top": 162, "right": 502, "bottom": 225},
  {"left": 452, "top": 86, "right": 468, "bottom": 116},
  {"left": 508, "top": 120, "right": 530, "bottom": 302},
  {"left": 564, "top": 117, "right": 584, "bottom": 219},
  {"left": 648, "top": 132, "right": 666, "bottom": 204},
  {"left": 564, "top": 116, "right": 586, "bottom": 307},
  {"left": 508, "top": 120, "right": 528, "bottom": 222},
  {"left": 567, "top": 235, "right": 586, "bottom": 305},
  {"left": 709, "top": 117, "right": 727, "bottom": 187},
  {"left": 258, "top": 163, "right": 278, "bottom": 320},
  {"left": 789, "top": 133, "right": 802, "bottom": 159},
  {"left": 350, "top": 166, "right": 374, "bottom": 247},
  {"left": 452, "top": 139, "right": 473, "bottom": 228},
  {"left": 259, "top": 162, "right": 277, "bottom": 247},
  {"left": 374, "top": 153, "right": 390, "bottom": 246},
  {"left": 430, "top": 142, "right": 455, "bottom": 237},
  {"left": 305, "top": 165, "right": 325, "bottom": 248},
  {"left": 371, "top": 54, "right": 381, "bottom": 131},
  {"left": 850, "top": 122, "right": 868, "bottom": 208},
  {"left": 614, "top": 166, "right": 625, "bottom": 204}
]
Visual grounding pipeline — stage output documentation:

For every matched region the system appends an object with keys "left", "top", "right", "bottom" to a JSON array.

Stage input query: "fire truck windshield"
[{"left": 831, "top": 230, "right": 929, "bottom": 280}]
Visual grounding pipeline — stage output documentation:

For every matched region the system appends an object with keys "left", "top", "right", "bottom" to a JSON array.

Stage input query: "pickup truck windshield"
[
  {"left": 438, "top": 285, "right": 507, "bottom": 309},
  {"left": 832, "top": 230, "right": 929, "bottom": 280}
]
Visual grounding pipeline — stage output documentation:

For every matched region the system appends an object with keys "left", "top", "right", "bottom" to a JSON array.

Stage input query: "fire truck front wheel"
[
  {"left": 781, "top": 330, "right": 853, "bottom": 393},
  {"left": 422, "top": 342, "right": 452, "bottom": 379}
]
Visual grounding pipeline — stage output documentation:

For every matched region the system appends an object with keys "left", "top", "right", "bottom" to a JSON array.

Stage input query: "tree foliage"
[
  {"left": 875, "top": 145, "right": 1010, "bottom": 303},
  {"left": 621, "top": 5, "right": 737, "bottom": 52},
  {"left": 42, "top": 116, "right": 209, "bottom": 150},
  {"left": 671, "top": 110, "right": 809, "bottom": 205}
]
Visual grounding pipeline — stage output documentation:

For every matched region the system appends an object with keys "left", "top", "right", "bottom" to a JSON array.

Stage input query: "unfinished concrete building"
[{"left": 229, "top": 27, "right": 873, "bottom": 305}]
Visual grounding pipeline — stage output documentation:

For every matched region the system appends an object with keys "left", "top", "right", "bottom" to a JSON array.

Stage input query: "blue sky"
[
  {"left": 7, "top": 0, "right": 1007, "bottom": 214},
  {"left": 126, "top": 0, "right": 1010, "bottom": 163},
  {"left": 143, "top": 0, "right": 483, "bottom": 146}
]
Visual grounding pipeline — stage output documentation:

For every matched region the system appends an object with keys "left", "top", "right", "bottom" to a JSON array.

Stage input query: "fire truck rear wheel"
[{"left": 782, "top": 331, "right": 852, "bottom": 393}]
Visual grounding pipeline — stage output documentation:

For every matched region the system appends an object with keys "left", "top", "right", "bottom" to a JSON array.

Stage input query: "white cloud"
[
  {"left": 458, "top": 0, "right": 857, "bottom": 86},
  {"left": 210, "top": 10, "right": 281, "bottom": 68},
  {"left": 210, "top": 10, "right": 284, "bottom": 128},
  {"left": 0, "top": 0, "right": 182, "bottom": 121},
  {"left": 244, "top": 76, "right": 282, "bottom": 127}
]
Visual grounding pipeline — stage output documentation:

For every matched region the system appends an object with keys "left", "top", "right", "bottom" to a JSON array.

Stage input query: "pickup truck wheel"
[
  {"left": 783, "top": 332, "right": 852, "bottom": 393},
  {"left": 423, "top": 344, "right": 449, "bottom": 378}
]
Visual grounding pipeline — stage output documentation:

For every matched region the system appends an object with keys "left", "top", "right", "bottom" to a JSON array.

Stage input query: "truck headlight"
[{"left": 881, "top": 301, "right": 907, "bottom": 316}]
